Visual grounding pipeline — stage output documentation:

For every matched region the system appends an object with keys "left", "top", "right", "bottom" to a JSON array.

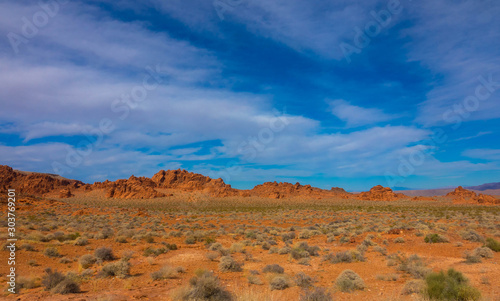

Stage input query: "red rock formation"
[
  {"left": 93, "top": 175, "right": 165, "bottom": 199},
  {"left": 249, "top": 181, "right": 350, "bottom": 199},
  {"left": 59, "top": 188, "right": 73, "bottom": 198},
  {"left": 358, "top": 185, "right": 405, "bottom": 201},
  {"left": 446, "top": 186, "right": 498, "bottom": 204},
  {"left": 0, "top": 165, "right": 84, "bottom": 196},
  {"left": 152, "top": 169, "right": 238, "bottom": 197}
]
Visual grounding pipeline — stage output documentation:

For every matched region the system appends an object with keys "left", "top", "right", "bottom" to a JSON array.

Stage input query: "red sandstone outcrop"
[
  {"left": 152, "top": 169, "right": 238, "bottom": 197},
  {"left": 0, "top": 165, "right": 84, "bottom": 196},
  {"left": 93, "top": 175, "right": 165, "bottom": 199},
  {"left": 446, "top": 186, "right": 498, "bottom": 204},
  {"left": 250, "top": 181, "right": 350, "bottom": 199},
  {"left": 357, "top": 185, "right": 405, "bottom": 201}
]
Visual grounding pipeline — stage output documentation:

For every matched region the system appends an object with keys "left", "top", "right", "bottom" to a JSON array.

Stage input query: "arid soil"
[{"left": 0, "top": 165, "right": 499, "bottom": 300}]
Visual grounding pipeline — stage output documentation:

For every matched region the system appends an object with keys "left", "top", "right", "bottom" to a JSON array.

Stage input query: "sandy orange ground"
[{"left": 0, "top": 196, "right": 499, "bottom": 301}]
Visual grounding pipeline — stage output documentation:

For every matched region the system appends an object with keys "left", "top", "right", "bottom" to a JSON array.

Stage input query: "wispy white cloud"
[{"left": 328, "top": 99, "right": 395, "bottom": 127}]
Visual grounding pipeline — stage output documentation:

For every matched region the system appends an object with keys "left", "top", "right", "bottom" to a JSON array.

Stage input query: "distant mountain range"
[
  {"left": 466, "top": 182, "right": 500, "bottom": 191},
  {"left": 393, "top": 182, "right": 500, "bottom": 197}
]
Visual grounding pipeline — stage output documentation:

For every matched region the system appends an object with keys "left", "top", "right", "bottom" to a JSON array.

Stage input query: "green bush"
[
  {"left": 425, "top": 269, "right": 481, "bottom": 301},
  {"left": 485, "top": 237, "right": 500, "bottom": 252},
  {"left": 425, "top": 234, "right": 449, "bottom": 244}
]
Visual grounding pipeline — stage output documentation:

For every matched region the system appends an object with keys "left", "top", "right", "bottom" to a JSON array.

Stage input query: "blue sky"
[{"left": 1, "top": 0, "right": 499, "bottom": 191}]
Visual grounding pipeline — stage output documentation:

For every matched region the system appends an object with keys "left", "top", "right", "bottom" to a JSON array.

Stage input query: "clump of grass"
[
  {"left": 41, "top": 268, "right": 80, "bottom": 294},
  {"left": 425, "top": 269, "right": 481, "bottom": 301},
  {"left": 294, "top": 272, "right": 314, "bottom": 288},
  {"left": 262, "top": 264, "right": 284, "bottom": 274},
  {"left": 401, "top": 279, "right": 425, "bottom": 295},
  {"left": 43, "top": 247, "right": 61, "bottom": 258},
  {"left": 172, "top": 270, "right": 233, "bottom": 301},
  {"left": 394, "top": 237, "right": 405, "bottom": 243},
  {"left": 323, "top": 250, "right": 365, "bottom": 264},
  {"left": 299, "top": 287, "right": 332, "bottom": 301},
  {"left": 460, "top": 230, "right": 483, "bottom": 242},
  {"left": 247, "top": 274, "right": 263, "bottom": 285},
  {"left": 397, "top": 254, "right": 430, "bottom": 279},
  {"left": 20, "top": 243, "right": 36, "bottom": 251},
  {"left": 472, "top": 247, "right": 494, "bottom": 258},
  {"left": 218, "top": 256, "right": 243, "bottom": 272},
  {"left": 269, "top": 275, "right": 290, "bottom": 290},
  {"left": 99, "top": 259, "right": 131, "bottom": 278},
  {"left": 17, "top": 276, "right": 40, "bottom": 290},
  {"left": 376, "top": 274, "right": 400, "bottom": 281},
  {"left": 424, "top": 234, "right": 449, "bottom": 244},
  {"left": 74, "top": 237, "right": 88, "bottom": 246},
  {"left": 151, "top": 265, "right": 178, "bottom": 280},
  {"left": 79, "top": 254, "right": 96, "bottom": 269},
  {"left": 336, "top": 270, "right": 365, "bottom": 292},
  {"left": 94, "top": 247, "right": 114, "bottom": 261},
  {"left": 485, "top": 237, "right": 500, "bottom": 252}
]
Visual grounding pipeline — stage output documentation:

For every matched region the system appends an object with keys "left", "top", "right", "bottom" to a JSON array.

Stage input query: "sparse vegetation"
[{"left": 336, "top": 270, "right": 365, "bottom": 292}]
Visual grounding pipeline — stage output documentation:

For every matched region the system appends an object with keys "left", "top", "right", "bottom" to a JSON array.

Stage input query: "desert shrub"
[
  {"left": 151, "top": 265, "right": 178, "bottom": 280},
  {"left": 143, "top": 247, "right": 168, "bottom": 257},
  {"left": 173, "top": 270, "right": 233, "bottom": 301},
  {"left": 485, "top": 237, "right": 500, "bottom": 252},
  {"left": 59, "top": 257, "right": 71, "bottom": 264},
  {"left": 43, "top": 247, "right": 61, "bottom": 258},
  {"left": 269, "top": 276, "right": 290, "bottom": 290},
  {"left": 247, "top": 274, "right": 263, "bottom": 285},
  {"left": 20, "top": 243, "right": 36, "bottom": 251},
  {"left": 74, "top": 237, "right": 88, "bottom": 246},
  {"left": 294, "top": 272, "right": 313, "bottom": 288},
  {"left": 374, "top": 246, "right": 387, "bottom": 256},
  {"left": 163, "top": 243, "right": 178, "bottom": 250},
  {"left": 282, "top": 232, "right": 296, "bottom": 241},
  {"left": 28, "top": 260, "right": 38, "bottom": 266},
  {"left": 299, "top": 230, "right": 312, "bottom": 239},
  {"left": 100, "top": 259, "right": 131, "bottom": 278},
  {"left": 42, "top": 269, "right": 65, "bottom": 291},
  {"left": 425, "top": 234, "right": 449, "bottom": 244},
  {"left": 57, "top": 232, "right": 80, "bottom": 242},
  {"left": 299, "top": 287, "right": 332, "bottom": 301},
  {"left": 268, "top": 246, "right": 279, "bottom": 254},
  {"left": 95, "top": 247, "right": 114, "bottom": 261},
  {"left": 262, "top": 264, "right": 284, "bottom": 274},
  {"left": 323, "top": 250, "right": 365, "bottom": 264},
  {"left": 206, "top": 251, "right": 219, "bottom": 261},
  {"left": 97, "top": 228, "right": 114, "bottom": 239},
  {"left": 278, "top": 246, "right": 291, "bottom": 255},
  {"left": 290, "top": 242, "right": 319, "bottom": 260},
  {"left": 425, "top": 269, "right": 481, "bottom": 301},
  {"left": 41, "top": 268, "right": 79, "bottom": 294},
  {"left": 397, "top": 254, "right": 430, "bottom": 279},
  {"left": 401, "top": 279, "right": 425, "bottom": 295},
  {"left": 336, "top": 270, "right": 365, "bottom": 292},
  {"left": 115, "top": 236, "right": 128, "bottom": 243},
  {"left": 473, "top": 247, "right": 493, "bottom": 258},
  {"left": 229, "top": 243, "right": 245, "bottom": 253},
  {"left": 209, "top": 242, "right": 223, "bottom": 251},
  {"left": 394, "top": 237, "right": 405, "bottom": 243},
  {"left": 17, "top": 276, "right": 40, "bottom": 290},
  {"left": 464, "top": 252, "right": 481, "bottom": 264},
  {"left": 218, "top": 256, "right": 243, "bottom": 272},
  {"left": 460, "top": 230, "right": 483, "bottom": 242},
  {"left": 79, "top": 254, "right": 96, "bottom": 269},
  {"left": 298, "top": 258, "right": 311, "bottom": 265},
  {"left": 52, "top": 279, "right": 80, "bottom": 294},
  {"left": 185, "top": 236, "right": 196, "bottom": 244},
  {"left": 376, "top": 274, "right": 400, "bottom": 281}
]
